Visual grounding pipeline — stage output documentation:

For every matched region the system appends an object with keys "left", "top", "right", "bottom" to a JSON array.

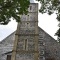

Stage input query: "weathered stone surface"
[
  {"left": 11, "top": 3, "right": 38, "bottom": 60},
  {"left": 39, "top": 27, "right": 60, "bottom": 60},
  {"left": 0, "top": 27, "right": 60, "bottom": 60},
  {"left": 0, "top": 32, "right": 15, "bottom": 60}
]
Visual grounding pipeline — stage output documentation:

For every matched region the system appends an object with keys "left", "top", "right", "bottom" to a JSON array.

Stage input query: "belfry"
[{"left": 11, "top": 2, "right": 39, "bottom": 60}]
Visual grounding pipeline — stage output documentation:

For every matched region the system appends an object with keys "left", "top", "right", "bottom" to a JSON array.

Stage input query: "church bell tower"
[{"left": 11, "top": 3, "right": 39, "bottom": 60}]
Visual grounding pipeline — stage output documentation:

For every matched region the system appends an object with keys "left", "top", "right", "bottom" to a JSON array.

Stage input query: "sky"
[{"left": 0, "top": 0, "right": 59, "bottom": 41}]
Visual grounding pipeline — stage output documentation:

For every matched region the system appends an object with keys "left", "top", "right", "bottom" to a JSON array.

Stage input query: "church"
[
  {"left": 0, "top": 27, "right": 60, "bottom": 60},
  {"left": 0, "top": 1, "right": 60, "bottom": 60}
]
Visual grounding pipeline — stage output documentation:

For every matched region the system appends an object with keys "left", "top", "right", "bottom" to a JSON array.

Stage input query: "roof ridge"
[
  {"left": 38, "top": 27, "right": 57, "bottom": 42},
  {"left": 0, "top": 31, "right": 16, "bottom": 43}
]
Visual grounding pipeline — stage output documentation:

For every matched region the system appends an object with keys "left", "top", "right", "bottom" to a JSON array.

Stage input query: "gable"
[
  {"left": 0, "top": 31, "right": 15, "bottom": 46},
  {"left": 0, "top": 27, "right": 57, "bottom": 46},
  {"left": 0, "top": 27, "right": 60, "bottom": 60},
  {"left": 0, "top": 31, "right": 15, "bottom": 57},
  {"left": 0, "top": 27, "right": 58, "bottom": 54}
]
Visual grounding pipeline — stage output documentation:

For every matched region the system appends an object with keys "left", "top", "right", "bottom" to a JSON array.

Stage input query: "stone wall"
[
  {"left": 0, "top": 27, "right": 60, "bottom": 60},
  {"left": 0, "top": 32, "right": 15, "bottom": 60},
  {"left": 39, "top": 27, "right": 60, "bottom": 60}
]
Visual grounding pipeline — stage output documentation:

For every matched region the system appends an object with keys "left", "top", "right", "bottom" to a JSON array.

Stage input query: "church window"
[
  {"left": 6, "top": 55, "right": 11, "bottom": 60},
  {"left": 30, "top": 6, "right": 32, "bottom": 10},
  {"left": 24, "top": 39, "right": 28, "bottom": 50}
]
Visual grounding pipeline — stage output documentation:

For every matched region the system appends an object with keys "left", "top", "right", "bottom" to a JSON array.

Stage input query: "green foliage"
[
  {"left": 37, "top": 0, "right": 60, "bottom": 38},
  {"left": 55, "top": 28, "right": 60, "bottom": 37},
  {"left": 55, "top": 28, "right": 60, "bottom": 42},
  {"left": 38, "top": 0, "right": 60, "bottom": 15},
  {"left": 0, "top": 0, "right": 30, "bottom": 25},
  {"left": 0, "top": 0, "right": 60, "bottom": 38}
]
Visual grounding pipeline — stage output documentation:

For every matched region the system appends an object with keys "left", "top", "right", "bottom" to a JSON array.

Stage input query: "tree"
[
  {"left": 0, "top": 0, "right": 30, "bottom": 25},
  {"left": 37, "top": 0, "right": 60, "bottom": 41},
  {"left": 0, "top": 0, "right": 60, "bottom": 40}
]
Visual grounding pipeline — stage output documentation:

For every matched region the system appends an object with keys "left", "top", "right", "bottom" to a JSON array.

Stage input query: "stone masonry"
[{"left": 0, "top": 27, "right": 60, "bottom": 60}]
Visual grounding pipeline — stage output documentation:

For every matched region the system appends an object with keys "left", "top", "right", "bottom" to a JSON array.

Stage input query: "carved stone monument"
[{"left": 11, "top": 3, "right": 39, "bottom": 60}]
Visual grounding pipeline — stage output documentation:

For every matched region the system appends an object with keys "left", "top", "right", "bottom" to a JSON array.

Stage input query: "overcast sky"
[{"left": 0, "top": 0, "right": 59, "bottom": 41}]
